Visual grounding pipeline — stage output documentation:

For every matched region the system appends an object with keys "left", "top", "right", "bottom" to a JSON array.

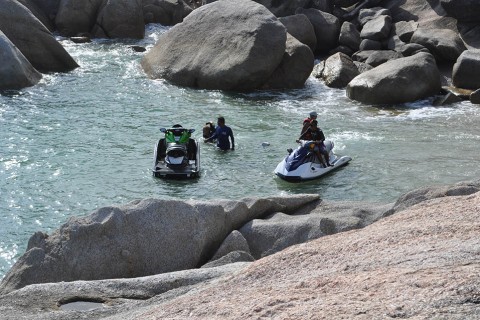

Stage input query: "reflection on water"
[{"left": 1, "top": 24, "right": 480, "bottom": 277}]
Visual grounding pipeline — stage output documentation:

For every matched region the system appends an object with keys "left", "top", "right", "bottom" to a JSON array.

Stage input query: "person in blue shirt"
[{"left": 205, "top": 116, "right": 235, "bottom": 151}]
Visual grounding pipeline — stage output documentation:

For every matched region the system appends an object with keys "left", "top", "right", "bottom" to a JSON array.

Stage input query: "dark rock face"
[
  {"left": 410, "top": 28, "right": 466, "bottom": 63},
  {"left": 322, "top": 52, "right": 359, "bottom": 88},
  {"left": 141, "top": 0, "right": 287, "bottom": 91},
  {"left": 0, "top": 0, "right": 78, "bottom": 72},
  {"left": 440, "top": 0, "right": 480, "bottom": 22},
  {"left": 471, "top": 89, "right": 480, "bottom": 104},
  {"left": 295, "top": 8, "right": 340, "bottom": 54},
  {"left": 347, "top": 52, "right": 441, "bottom": 104},
  {"left": 254, "top": 0, "right": 311, "bottom": 17},
  {"left": 452, "top": 50, "right": 480, "bottom": 90},
  {"left": 279, "top": 14, "right": 317, "bottom": 51},
  {"left": 143, "top": 0, "right": 193, "bottom": 25},
  {"left": 0, "top": 31, "right": 42, "bottom": 90},
  {"left": 338, "top": 21, "right": 360, "bottom": 52},
  {"left": 262, "top": 34, "right": 314, "bottom": 90},
  {"left": 55, "top": 0, "right": 104, "bottom": 37},
  {"left": 360, "top": 14, "right": 392, "bottom": 41},
  {"left": 92, "top": 0, "right": 145, "bottom": 39}
]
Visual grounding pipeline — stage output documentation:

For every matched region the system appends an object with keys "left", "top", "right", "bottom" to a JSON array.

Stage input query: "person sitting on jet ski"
[
  {"left": 300, "top": 111, "right": 318, "bottom": 139},
  {"left": 297, "top": 120, "right": 332, "bottom": 167}
]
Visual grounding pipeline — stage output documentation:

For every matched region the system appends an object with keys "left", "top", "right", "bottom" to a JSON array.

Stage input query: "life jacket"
[{"left": 301, "top": 117, "right": 313, "bottom": 140}]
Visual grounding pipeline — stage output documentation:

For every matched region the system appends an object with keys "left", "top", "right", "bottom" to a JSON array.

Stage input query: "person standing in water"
[{"left": 205, "top": 116, "right": 235, "bottom": 151}]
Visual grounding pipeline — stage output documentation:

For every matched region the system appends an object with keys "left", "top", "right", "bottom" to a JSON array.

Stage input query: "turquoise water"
[{"left": 1, "top": 25, "right": 480, "bottom": 277}]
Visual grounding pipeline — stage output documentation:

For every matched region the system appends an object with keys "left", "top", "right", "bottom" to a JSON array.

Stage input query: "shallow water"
[{"left": 1, "top": 24, "right": 480, "bottom": 277}]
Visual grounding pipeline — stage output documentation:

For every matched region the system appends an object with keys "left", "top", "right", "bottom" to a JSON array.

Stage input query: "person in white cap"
[{"left": 300, "top": 111, "right": 317, "bottom": 139}]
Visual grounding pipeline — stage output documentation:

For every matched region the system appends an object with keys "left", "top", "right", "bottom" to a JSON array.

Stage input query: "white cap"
[{"left": 309, "top": 111, "right": 318, "bottom": 117}]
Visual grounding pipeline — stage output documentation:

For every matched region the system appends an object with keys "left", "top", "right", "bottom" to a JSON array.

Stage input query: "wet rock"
[
  {"left": 257, "top": 34, "right": 314, "bottom": 90},
  {"left": 347, "top": 52, "right": 441, "bottom": 104},
  {"left": 470, "top": 89, "right": 480, "bottom": 104},
  {"left": 70, "top": 36, "right": 92, "bottom": 44},
  {"left": 0, "top": 30, "right": 42, "bottom": 90},
  {"left": 432, "top": 92, "right": 464, "bottom": 106},
  {"left": 452, "top": 49, "right": 480, "bottom": 90},
  {"left": 322, "top": 52, "right": 359, "bottom": 88}
]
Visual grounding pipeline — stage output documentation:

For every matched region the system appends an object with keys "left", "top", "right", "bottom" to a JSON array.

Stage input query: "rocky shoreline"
[
  {"left": 0, "top": 179, "right": 479, "bottom": 318},
  {"left": 2, "top": 0, "right": 480, "bottom": 104}
]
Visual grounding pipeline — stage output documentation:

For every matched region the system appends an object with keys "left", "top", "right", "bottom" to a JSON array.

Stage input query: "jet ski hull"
[{"left": 274, "top": 141, "right": 351, "bottom": 182}]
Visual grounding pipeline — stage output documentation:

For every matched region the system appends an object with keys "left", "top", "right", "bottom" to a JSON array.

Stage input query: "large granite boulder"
[
  {"left": 382, "top": 0, "right": 456, "bottom": 30},
  {"left": 357, "top": 7, "right": 391, "bottom": 26},
  {"left": 254, "top": 0, "right": 311, "bottom": 17},
  {"left": 279, "top": 14, "right": 317, "bottom": 52},
  {"left": 91, "top": 0, "right": 144, "bottom": 39},
  {"left": 18, "top": 0, "right": 55, "bottom": 31},
  {"left": 143, "top": 0, "right": 193, "bottom": 25},
  {"left": 338, "top": 21, "right": 360, "bottom": 52},
  {"left": 0, "top": 195, "right": 318, "bottom": 294},
  {"left": 360, "top": 14, "right": 392, "bottom": 41},
  {"left": 141, "top": 0, "right": 287, "bottom": 91},
  {"left": 410, "top": 28, "right": 466, "bottom": 62},
  {"left": 55, "top": 0, "right": 104, "bottom": 37},
  {"left": 0, "top": 31, "right": 42, "bottom": 90},
  {"left": 28, "top": 0, "right": 60, "bottom": 21},
  {"left": 452, "top": 50, "right": 480, "bottom": 90},
  {"left": 322, "top": 52, "right": 359, "bottom": 88},
  {"left": 440, "top": 0, "right": 480, "bottom": 22},
  {"left": 295, "top": 8, "right": 340, "bottom": 54},
  {"left": 239, "top": 201, "right": 392, "bottom": 259},
  {"left": 0, "top": 0, "right": 78, "bottom": 72},
  {"left": 392, "top": 20, "right": 418, "bottom": 42},
  {"left": 352, "top": 50, "right": 403, "bottom": 67},
  {"left": 347, "top": 52, "right": 441, "bottom": 104},
  {"left": 261, "top": 34, "right": 314, "bottom": 89}
]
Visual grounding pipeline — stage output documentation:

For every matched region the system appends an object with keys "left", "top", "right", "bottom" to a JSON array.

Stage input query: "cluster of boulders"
[
  {"left": 0, "top": 179, "right": 479, "bottom": 318},
  {"left": 3, "top": 0, "right": 480, "bottom": 102},
  {"left": 141, "top": 0, "right": 480, "bottom": 103}
]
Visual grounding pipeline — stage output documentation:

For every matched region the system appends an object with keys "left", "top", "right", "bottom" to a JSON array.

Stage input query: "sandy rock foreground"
[
  {"left": 0, "top": 189, "right": 478, "bottom": 319},
  {"left": 120, "top": 192, "right": 480, "bottom": 319}
]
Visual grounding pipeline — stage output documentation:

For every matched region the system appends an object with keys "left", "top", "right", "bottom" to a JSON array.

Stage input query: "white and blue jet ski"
[{"left": 274, "top": 140, "right": 351, "bottom": 182}]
